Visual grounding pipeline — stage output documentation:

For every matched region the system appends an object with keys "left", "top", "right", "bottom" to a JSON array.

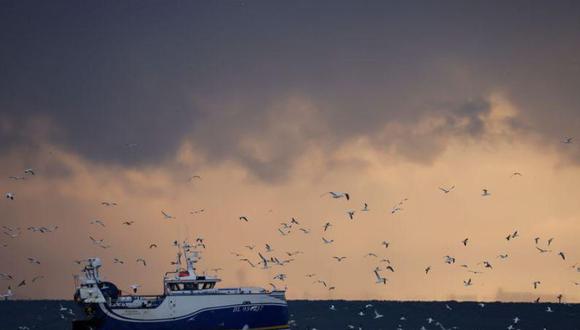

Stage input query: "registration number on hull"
[{"left": 233, "top": 305, "right": 263, "bottom": 312}]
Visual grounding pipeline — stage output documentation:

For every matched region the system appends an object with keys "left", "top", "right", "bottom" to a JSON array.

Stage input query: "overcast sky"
[{"left": 1, "top": 1, "right": 580, "bottom": 301}]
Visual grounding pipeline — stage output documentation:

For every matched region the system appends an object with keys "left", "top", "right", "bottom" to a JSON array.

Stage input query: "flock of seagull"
[{"left": 1, "top": 137, "right": 580, "bottom": 329}]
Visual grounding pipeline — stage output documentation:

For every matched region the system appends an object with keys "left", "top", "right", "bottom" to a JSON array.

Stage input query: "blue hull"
[{"left": 76, "top": 304, "right": 289, "bottom": 330}]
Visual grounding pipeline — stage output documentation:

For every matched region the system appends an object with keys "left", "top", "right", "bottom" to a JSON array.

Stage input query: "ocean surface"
[{"left": 0, "top": 300, "right": 578, "bottom": 329}]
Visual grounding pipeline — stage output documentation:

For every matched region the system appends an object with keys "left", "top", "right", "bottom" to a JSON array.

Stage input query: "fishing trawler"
[{"left": 72, "top": 242, "right": 289, "bottom": 330}]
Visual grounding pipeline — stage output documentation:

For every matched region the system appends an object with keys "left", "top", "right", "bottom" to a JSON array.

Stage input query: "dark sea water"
[{"left": 0, "top": 300, "right": 578, "bottom": 330}]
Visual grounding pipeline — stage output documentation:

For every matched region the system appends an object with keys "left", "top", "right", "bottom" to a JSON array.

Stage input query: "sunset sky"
[{"left": 1, "top": 1, "right": 580, "bottom": 302}]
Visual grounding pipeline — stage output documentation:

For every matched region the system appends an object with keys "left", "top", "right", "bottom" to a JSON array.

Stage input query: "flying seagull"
[
  {"left": 239, "top": 216, "right": 249, "bottom": 222},
  {"left": 462, "top": 238, "right": 469, "bottom": 246},
  {"left": 439, "top": 185, "right": 455, "bottom": 194},
  {"left": 31, "top": 275, "right": 44, "bottom": 283},
  {"left": 361, "top": 203, "right": 369, "bottom": 212},
  {"left": 481, "top": 189, "right": 491, "bottom": 197},
  {"left": 90, "top": 220, "right": 105, "bottom": 227},
  {"left": 373, "top": 269, "right": 387, "bottom": 284},
  {"left": 346, "top": 210, "right": 355, "bottom": 220},
  {"left": 506, "top": 230, "right": 519, "bottom": 241},
  {"left": 323, "top": 222, "right": 332, "bottom": 231},
  {"left": 3, "top": 230, "right": 20, "bottom": 239},
  {"left": 321, "top": 192, "right": 350, "bottom": 200},
  {"left": 27, "top": 257, "right": 40, "bottom": 264},
  {"left": 315, "top": 280, "right": 327, "bottom": 287},
  {"left": 188, "top": 175, "right": 201, "bottom": 181},
  {"left": 89, "top": 236, "right": 104, "bottom": 245},
  {"left": 322, "top": 237, "right": 334, "bottom": 244},
  {"left": 536, "top": 247, "right": 551, "bottom": 253},
  {"left": 391, "top": 205, "right": 403, "bottom": 214},
  {"left": 258, "top": 253, "right": 270, "bottom": 269},
  {"left": 240, "top": 259, "right": 255, "bottom": 268},
  {"left": 562, "top": 137, "right": 574, "bottom": 144},
  {"left": 5, "top": 193, "right": 14, "bottom": 200},
  {"left": 161, "top": 211, "right": 175, "bottom": 220},
  {"left": 0, "top": 273, "right": 14, "bottom": 280},
  {"left": 24, "top": 168, "right": 35, "bottom": 176}
]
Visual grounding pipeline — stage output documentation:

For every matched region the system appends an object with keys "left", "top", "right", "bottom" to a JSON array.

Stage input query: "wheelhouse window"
[
  {"left": 167, "top": 281, "right": 215, "bottom": 292},
  {"left": 183, "top": 282, "right": 196, "bottom": 291},
  {"left": 168, "top": 283, "right": 189, "bottom": 291}
]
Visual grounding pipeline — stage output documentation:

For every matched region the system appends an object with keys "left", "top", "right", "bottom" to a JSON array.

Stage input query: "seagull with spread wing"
[
  {"left": 562, "top": 137, "right": 574, "bottom": 144},
  {"left": 161, "top": 211, "right": 175, "bottom": 220},
  {"left": 90, "top": 220, "right": 105, "bottom": 227},
  {"left": 321, "top": 191, "right": 350, "bottom": 200},
  {"left": 439, "top": 185, "right": 455, "bottom": 194},
  {"left": 322, "top": 237, "right": 334, "bottom": 244},
  {"left": 373, "top": 269, "right": 387, "bottom": 284}
]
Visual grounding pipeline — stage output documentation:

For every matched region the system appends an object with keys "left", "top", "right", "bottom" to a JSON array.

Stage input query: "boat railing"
[{"left": 165, "top": 287, "right": 269, "bottom": 296}]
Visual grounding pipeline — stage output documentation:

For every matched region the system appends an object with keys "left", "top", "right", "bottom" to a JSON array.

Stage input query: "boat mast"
[{"left": 182, "top": 242, "right": 200, "bottom": 278}]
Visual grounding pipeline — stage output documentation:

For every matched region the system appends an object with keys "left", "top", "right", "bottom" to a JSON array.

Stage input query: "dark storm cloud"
[
  {"left": 451, "top": 99, "right": 492, "bottom": 137},
  {"left": 1, "top": 1, "right": 580, "bottom": 179}
]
